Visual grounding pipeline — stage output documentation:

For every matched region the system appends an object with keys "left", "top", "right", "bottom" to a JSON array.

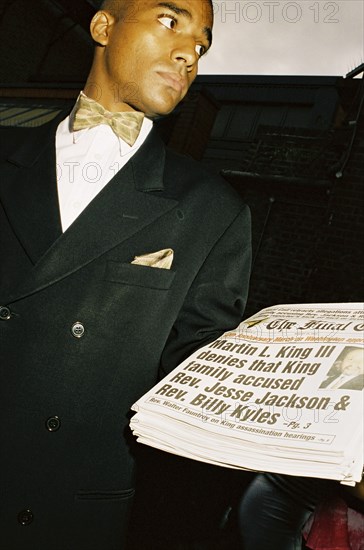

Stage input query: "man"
[
  {"left": 0, "top": 1, "right": 251, "bottom": 548},
  {"left": 319, "top": 347, "right": 364, "bottom": 390}
]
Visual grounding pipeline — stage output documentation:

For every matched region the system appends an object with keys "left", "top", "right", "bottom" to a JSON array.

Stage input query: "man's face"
[
  {"left": 341, "top": 349, "right": 363, "bottom": 376},
  {"left": 98, "top": 0, "right": 213, "bottom": 117}
]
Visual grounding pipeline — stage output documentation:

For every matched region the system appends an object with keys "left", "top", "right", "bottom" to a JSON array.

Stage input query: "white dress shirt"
[{"left": 56, "top": 102, "right": 153, "bottom": 232}]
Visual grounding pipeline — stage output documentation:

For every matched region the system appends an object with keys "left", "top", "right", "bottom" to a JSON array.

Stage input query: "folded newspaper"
[{"left": 131, "top": 304, "right": 364, "bottom": 485}]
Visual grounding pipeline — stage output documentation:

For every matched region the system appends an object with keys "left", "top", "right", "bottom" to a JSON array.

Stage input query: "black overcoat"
[{"left": 0, "top": 119, "right": 251, "bottom": 549}]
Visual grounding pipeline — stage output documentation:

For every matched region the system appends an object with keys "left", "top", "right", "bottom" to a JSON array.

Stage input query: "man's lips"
[{"left": 157, "top": 72, "right": 187, "bottom": 93}]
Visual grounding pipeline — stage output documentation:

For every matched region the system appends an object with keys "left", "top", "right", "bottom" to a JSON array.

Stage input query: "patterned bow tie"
[{"left": 71, "top": 93, "right": 144, "bottom": 146}]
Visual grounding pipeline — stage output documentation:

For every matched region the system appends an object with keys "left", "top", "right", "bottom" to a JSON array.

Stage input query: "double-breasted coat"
[{"left": 0, "top": 117, "right": 251, "bottom": 549}]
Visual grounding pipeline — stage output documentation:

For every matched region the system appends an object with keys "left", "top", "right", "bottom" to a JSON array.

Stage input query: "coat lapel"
[
  {"left": 1, "top": 122, "right": 63, "bottom": 264},
  {"left": 3, "top": 126, "right": 178, "bottom": 302}
]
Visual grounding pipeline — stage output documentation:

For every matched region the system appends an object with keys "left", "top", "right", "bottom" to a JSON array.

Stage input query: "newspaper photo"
[{"left": 131, "top": 303, "right": 364, "bottom": 485}]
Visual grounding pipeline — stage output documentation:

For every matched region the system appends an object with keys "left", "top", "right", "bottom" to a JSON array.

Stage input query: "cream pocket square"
[{"left": 131, "top": 248, "right": 174, "bottom": 270}]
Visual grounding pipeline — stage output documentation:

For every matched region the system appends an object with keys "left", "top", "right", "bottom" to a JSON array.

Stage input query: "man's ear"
[{"left": 90, "top": 11, "right": 115, "bottom": 46}]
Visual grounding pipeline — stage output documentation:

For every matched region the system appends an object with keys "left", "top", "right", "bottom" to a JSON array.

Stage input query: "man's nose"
[{"left": 171, "top": 40, "right": 197, "bottom": 69}]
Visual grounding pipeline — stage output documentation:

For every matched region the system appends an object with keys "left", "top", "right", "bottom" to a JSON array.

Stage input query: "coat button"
[
  {"left": 46, "top": 416, "right": 61, "bottom": 432},
  {"left": 18, "top": 509, "right": 34, "bottom": 526},
  {"left": 71, "top": 322, "right": 85, "bottom": 338},
  {"left": 0, "top": 306, "right": 11, "bottom": 320}
]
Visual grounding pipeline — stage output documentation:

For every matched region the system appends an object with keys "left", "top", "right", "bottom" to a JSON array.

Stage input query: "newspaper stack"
[{"left": 131, "top": 304, "right": 364, "bottom": 485}]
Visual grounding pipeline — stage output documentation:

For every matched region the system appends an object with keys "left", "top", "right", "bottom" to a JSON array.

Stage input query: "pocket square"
[{"left": 131, "top": 248, "right": 174, "bottom": 269}]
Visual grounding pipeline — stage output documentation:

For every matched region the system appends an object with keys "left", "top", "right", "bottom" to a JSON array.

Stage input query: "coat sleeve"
[{"left": 159, "top": 203, "right": 251, "bottom": 377}]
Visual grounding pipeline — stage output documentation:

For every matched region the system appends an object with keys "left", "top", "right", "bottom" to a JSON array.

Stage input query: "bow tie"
[{"left": 71, "top": 93, "right": 144, "bottom": 146}]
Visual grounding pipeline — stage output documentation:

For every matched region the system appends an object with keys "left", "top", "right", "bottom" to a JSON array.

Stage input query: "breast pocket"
[{"left": 105, "top": 261, "right": 176, "bottom": 290}]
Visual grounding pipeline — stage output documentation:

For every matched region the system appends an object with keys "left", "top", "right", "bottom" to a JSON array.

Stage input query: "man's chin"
[
  {"left": 145, "top": 106, "right": 180, "bottom": 119},
  {"left": 144, "top": 90, "right": 186, "bottom": 118}
]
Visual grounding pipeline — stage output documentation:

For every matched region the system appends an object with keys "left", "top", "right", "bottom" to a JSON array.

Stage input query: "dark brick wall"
[
  {"left": 229, "top": 88, "right": 364, "bottom": 316},
  {"left": 227, "top": 178, "right": 332, "bottom": 317}
]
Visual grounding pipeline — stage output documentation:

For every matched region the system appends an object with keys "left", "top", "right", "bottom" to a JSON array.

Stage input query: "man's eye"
[
  {"left": 158, "top": 15, "right": 177, "bottom": 29},
  {"left": 195, "top": 45, "right": 206, "bottom": 57}
]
